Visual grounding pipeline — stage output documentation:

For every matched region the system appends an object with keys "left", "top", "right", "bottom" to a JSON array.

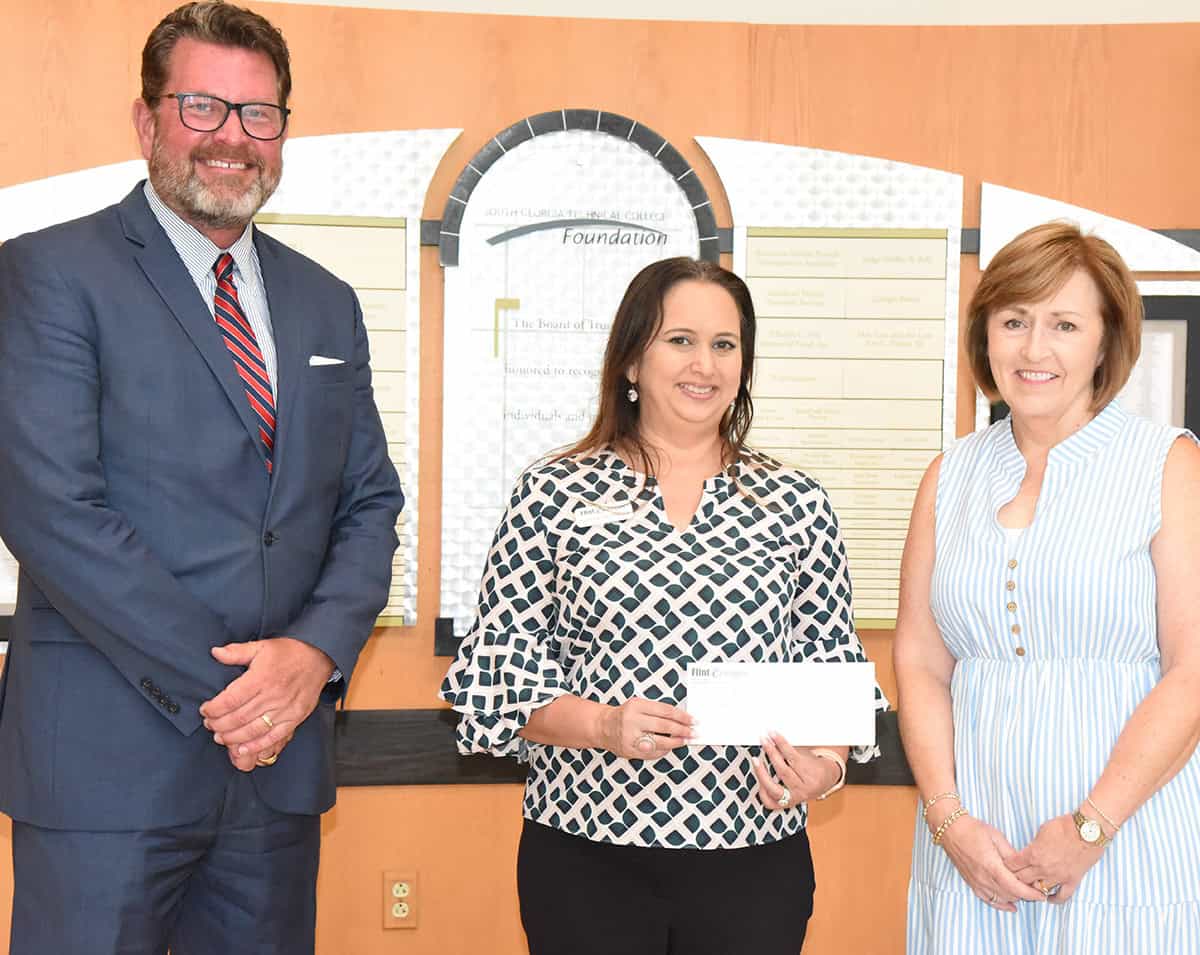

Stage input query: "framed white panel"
[{"left": 698, "top": 137, "right": 963, "bottom": 628}]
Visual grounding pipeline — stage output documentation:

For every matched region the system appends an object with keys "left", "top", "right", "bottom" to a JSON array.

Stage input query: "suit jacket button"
[
  {"left": 167, "top": 703, "right": 180, "bottom": 715},
  {"left": 141, "top": 678, "right": 154, "bottom": 691},
  {"left": 263, "top": 531, "right": 278, "bottom": 546}
]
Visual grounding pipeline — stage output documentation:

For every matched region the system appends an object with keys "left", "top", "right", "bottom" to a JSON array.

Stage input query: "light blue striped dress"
[{"left": 907, "top": 400, "right": 1200, "bottom": 954}]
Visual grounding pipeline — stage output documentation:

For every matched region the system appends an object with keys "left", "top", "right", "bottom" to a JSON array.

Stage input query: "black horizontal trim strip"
[
  {"left": 332, "top": 708, "right": 914, "bottom": 788},
  {"left": 335, "top": 708, "right": 527, "bottom": 786},
  {"left": 1157, "top": 230, "right": 1200, "bottom": 253},
  {"left": 0, "top": 665, "right": 911, "bottom": 784}
]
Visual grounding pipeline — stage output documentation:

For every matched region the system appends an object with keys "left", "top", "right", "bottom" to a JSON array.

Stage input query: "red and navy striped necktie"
[{"left": 212, "top": 253, "right": 275, "bottom": 472}]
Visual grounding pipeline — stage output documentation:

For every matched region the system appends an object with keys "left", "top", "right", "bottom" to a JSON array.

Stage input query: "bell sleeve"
[{"left": 439, "top": 469, "right": 568, "bottom": 759}]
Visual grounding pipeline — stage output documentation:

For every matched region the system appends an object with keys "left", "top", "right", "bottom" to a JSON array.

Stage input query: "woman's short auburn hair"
[{"left": 966, "top": 221, "right": 1142, "bottom": 409}]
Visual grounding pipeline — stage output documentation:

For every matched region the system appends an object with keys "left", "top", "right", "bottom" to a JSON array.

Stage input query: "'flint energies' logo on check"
[{"left": 488, "top": 218, "right": 668, "bottom": 247}]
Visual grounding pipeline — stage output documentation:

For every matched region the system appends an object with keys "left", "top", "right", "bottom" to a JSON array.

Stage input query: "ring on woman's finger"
[
  {"left": 634, "top": 732, "right": 656, "bottom": 754},
  {"left": 777, "top": 787, "right": 793, "bottom": 809}
]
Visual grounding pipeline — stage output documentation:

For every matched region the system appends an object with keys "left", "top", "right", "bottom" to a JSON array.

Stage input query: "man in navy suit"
[{"left": 0, "top": 3, "right": 403, "bottom": 952}]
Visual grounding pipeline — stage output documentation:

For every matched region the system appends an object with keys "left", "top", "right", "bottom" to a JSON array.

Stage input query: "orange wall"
[{"left": 3, "top": 4, "right": 1200, "bottom": 953}]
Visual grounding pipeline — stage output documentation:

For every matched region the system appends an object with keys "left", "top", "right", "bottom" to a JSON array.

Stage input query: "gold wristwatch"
[{"left": 1073, "top": 810, "right": 1111, "bottom": 848}]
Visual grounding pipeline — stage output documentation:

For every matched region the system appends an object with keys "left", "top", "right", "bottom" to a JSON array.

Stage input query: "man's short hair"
[
  {"left": 141, "top": 1, "right": 292, "bottom": 107},
  {"left": 966, "top": 221, "right": 1142, "bottom": 409}
]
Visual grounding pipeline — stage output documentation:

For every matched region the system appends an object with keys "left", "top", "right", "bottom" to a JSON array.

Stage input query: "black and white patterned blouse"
[{"left": 440, "top": 449, "right": 887, "bottom": 849}]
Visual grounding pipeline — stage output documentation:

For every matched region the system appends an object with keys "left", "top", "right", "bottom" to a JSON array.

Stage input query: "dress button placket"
[{"left": 1007, "top": 558, "right": 1025, "bottom": 657}]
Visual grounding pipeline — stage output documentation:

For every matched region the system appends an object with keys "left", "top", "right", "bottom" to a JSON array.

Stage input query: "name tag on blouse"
[
  {"left": 686, "top": 662, "right": 877, "bottom": 746},
  {"left": 573, "top": 502, "right": 635, "bottom": 526}
]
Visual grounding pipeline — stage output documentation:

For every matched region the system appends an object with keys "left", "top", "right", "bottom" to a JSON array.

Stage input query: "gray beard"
[{"left": 148, "top": 136, "right": 281, "bottom": 232}]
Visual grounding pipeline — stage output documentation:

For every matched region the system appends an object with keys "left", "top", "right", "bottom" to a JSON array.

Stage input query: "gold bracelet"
[
  {"left": 1086, "top": 796, "right": 1120, "bottom": 833},
  {"left": 811, "top": 748, "right": 847, "bottom": 800},
  {"left": 931, "top": 807, "right": 968, "bottom": 846},
  {"left": 921, "top": 790, "right": 960, "bottom": 818}
]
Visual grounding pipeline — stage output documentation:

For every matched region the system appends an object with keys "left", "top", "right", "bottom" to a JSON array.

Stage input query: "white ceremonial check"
[{"left": 685, "top": 662, "right": 876, "bottom": 746}]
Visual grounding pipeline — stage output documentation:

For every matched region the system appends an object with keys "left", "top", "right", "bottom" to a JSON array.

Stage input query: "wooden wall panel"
[
  {"left": 2, "top": 4, "right": 1199, "bottom": 954},
  {"left": 315, "top": 786, "right": 530, "bottom": 954}
]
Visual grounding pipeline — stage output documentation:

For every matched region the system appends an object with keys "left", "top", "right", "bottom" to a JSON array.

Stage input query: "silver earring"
[{"left": 627, "top": 385, "right": 639, "bottom": 403}]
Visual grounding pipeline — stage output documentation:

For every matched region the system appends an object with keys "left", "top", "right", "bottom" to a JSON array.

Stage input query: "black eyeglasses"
[{"left": 165, "top": 92, "right": 290, "bottom": 141}]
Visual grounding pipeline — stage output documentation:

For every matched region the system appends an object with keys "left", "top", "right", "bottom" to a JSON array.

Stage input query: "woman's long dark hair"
[{"left": 556, "top": 257, "right": 757, "bottom": 476}]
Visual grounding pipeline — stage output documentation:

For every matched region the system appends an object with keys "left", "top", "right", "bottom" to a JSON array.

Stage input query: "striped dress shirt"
[{"left": 143, "top": 181, "right": 277, "bottom": 392}]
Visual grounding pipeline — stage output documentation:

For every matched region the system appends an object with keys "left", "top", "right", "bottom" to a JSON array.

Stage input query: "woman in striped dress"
[{"left": 895, "top": 222, "right": 1200, "bottom": 953}]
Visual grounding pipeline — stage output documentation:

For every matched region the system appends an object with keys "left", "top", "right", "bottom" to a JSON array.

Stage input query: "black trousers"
[{"left": 518, "top": 819, "right": 815, "bottom": 955}]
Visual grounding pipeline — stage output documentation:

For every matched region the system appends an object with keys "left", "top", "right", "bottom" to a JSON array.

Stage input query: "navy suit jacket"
[{"left": 0, "top": 184, "right": 403, "bottom": 830}]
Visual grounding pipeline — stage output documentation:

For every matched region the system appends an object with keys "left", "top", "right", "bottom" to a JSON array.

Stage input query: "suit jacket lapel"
[
  {"left": 254, "top": 229, "right": 305, "bottom": 478},
  {"left": 118, "top": 187, "right": 267, "bottom": 464}
]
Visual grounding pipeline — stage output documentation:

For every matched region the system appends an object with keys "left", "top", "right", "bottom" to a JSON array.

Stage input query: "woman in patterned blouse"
[{"left": 441, "top": 257, "right": 886, "bottom": 955}]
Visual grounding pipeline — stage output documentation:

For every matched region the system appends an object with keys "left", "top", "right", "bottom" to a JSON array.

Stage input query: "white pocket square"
[{"left": 309, "top": 355, "right": 345, "bottom": 366}]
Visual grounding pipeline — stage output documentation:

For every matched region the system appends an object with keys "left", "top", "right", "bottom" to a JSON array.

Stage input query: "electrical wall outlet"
[{"left": 383, "top": 871, "right": 418, "bottom": 930}]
